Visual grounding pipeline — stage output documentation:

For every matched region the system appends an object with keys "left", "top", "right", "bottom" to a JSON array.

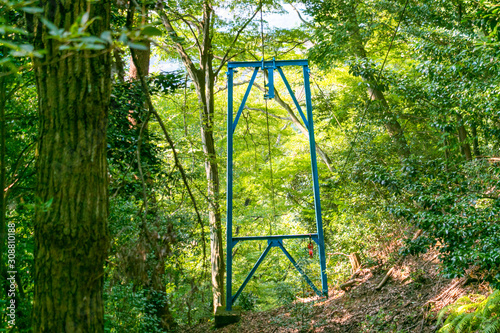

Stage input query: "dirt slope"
[{"left": 186, "top": 250, "right": 489, "bottom": 333}]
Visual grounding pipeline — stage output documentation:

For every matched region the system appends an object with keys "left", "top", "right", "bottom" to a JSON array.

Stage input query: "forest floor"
[{"left": 186, "top": 248, "right": 490, "bottom": 333}]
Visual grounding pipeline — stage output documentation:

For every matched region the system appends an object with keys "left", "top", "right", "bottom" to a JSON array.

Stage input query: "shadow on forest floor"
[{"left": 185, "top": 249, "right": 489, "bottom": 333}]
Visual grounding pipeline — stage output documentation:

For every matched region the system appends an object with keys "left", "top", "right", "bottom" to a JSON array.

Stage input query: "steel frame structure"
[{"left": 226, "top": 59, "right": 327, "bottom": 311}]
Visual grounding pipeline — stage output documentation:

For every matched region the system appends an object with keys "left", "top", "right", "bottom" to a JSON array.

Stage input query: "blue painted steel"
[
  {"left": 265, "top": 67, "right": 275, "bottom": 99},
  {"left": 232, "top": 68, "right": 259, "bottom": 133},
  {"left": 233, "top": 233, "right": 318, "bottom": 245},
  {"left": 232, "top": 241, "right": 273, "bottom": 304},
  {"left": 303, "top": 65, "right": 328, "bottom": 296},
  {"left": 263, "top": 57, "right": 277, "bottom": 99},
  {"left": 226, "top": 68, "right": 235, "bottom": 311},
  {"left": 226, "top": 59, "right": 328, "bottom": 311},
  {"left": 277, "top": 67, "right": 309, "bottom": 129},
  {"left": 276, "top": 241, "right": 322, "bottom": 296},
  {"left": 228, "top": 59, "right": 309, "bottom": 69}
]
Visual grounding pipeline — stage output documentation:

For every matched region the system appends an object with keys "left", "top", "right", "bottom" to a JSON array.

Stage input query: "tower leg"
[
  {"left": 303, "top": 65, "right": 328, "bottom": 296},
  {"left": 226, "top": 68, "right": 234, "bottom": 310}
]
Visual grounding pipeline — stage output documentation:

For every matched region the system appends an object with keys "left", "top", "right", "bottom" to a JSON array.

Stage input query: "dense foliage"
[{"left": 0, "top": 0, "right": 499, "bottom": 331}]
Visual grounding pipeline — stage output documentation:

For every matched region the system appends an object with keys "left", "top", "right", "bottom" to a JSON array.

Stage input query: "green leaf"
[
  {"left": 20, "top": 6, "right": 44, "bottom": 14},
  {"left": 10, "top": 44, "right": 34, "bottom": 57},
  {"left": 141, "top": 26, "right": 162, "bottom": 37},
  {"left": 127, "top": 42, "right": 148, "bottom": 50},
  {"left": 0, "top": 25, "right": 28, "bottom": 35},
  {"left": 40, "top": 17, "right": 59, "bottom": 32},
  {"left": 83, "top": 43, "right": 106, "bottom": 50},
  {"left": 0, "top": 39, "right": 19, "bottom": 49},
  {"left": 100, "top": 31, "right": 112, "bottom": 44},
  {"left": 81, "top": 12, "right": 90, "bottom": 26},
  {"left": 77, "top": 36, "right": 105, "bottom": 44}
]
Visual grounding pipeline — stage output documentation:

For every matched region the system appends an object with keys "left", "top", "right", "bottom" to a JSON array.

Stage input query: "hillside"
[{"left": 188, "top": 250, "right": 488, "bottom": 333}]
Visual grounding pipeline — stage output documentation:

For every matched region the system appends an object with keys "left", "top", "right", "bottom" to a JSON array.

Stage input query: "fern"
[
  {"left": 483, "top": 290, "right": 500, "bottom": 317},
  {"left": 437, "top": 290, "right": 500, "bottom": 333},
  {"left": 483, "top": 320, "right": 500, "bottom": 333},
  {"left": 455, "top": 312, "right": 474, "bottom": 333}
]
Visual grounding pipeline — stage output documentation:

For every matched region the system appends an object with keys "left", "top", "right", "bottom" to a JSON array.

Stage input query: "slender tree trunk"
[
  {"left": 367, "top": 85, "right": 411, "bottom": 158},
  {"left": 159, "top": 1, "right": 225, "bottom": 311},
  {"left": 32, "top": 1, "right": 111, "bottom": 332},
  {"left": 471, "top": 122, "right": 481, "bottom": 158},
  {"left": 196, "top": 65, "right": 225, "bottom": 310},
  {"left": 456, "top": 113, "right": 472, "bottom": 161},
  {"left": 201, "top": 5, "right": 225, "bottom": 308},
  {"left": 112, "top": 49, "right": 126, "bottom": 83},
  {"left": 345, "top": 3, "right": 410, "bottom": 159},
  {"left": 203, "top": 77, "right": 225, "bottom": 311}
]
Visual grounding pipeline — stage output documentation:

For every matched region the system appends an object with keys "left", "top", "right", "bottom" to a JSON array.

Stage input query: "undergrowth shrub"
[
  {"left": 398, "top": 159, "right": 500, "bottom": 286},
  {"left": 236, "top": 292, "right": 258, "bottom": 311}
]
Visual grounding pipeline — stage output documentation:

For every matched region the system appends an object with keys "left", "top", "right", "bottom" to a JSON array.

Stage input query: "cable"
[
  {"left": 338, "top": 0, "right": 410, "bottom": 181},
  {"left": 260, "top": 0, "right": 276, "bottom": 234},
  {"left": 265, "top": 98, "right": 276, "bottom": 234},
  {"left": 260, "top": 0, "right": 264, "bottom": 64}
]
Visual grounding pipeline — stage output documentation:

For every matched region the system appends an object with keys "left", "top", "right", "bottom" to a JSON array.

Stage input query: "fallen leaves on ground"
[{"left": 184, "top": 250, "right": 490, "bottom": 333}]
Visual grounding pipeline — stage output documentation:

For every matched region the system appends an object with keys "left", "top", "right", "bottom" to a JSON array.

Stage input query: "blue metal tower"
[{"left": 226, "top": 59, "right": 328, "bottom": 311}]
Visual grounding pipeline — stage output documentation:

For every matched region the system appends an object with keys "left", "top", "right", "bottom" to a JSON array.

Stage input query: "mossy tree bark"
[
  {"left": 32, "top": 1, "right": 111, "bottom": 332},
  {"left": 0, "top": 73, "right": 7, "bottom": 296}
]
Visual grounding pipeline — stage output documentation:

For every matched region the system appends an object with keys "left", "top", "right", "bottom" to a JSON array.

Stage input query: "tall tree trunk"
[
  {"left": 129, "top": 45, "right": 150, "bottom": 80},
  {"left": 201, "top": 2, "right": 224, "bottom": 310},
  {"left": 142, "top": 221, "right": 176, "bottom": 330},
  {"left": 346, "top": 3, "right": 410, "bottom": 159},
  {"left": 32, "top": 1, "right": 111, "bottom": 332},
  {"left": 200, "top": 70, "right": 225, "bottom": 311},
  {"left": 456, "top": 113, "right": 472, "bottom": 161},
  {"left": 159, "top": 2, "right": 225, "bottom": 311}
]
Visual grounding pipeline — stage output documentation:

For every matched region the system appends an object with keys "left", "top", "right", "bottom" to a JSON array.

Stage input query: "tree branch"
[
  {"left": 215, "top": 4, "right": 262, "bottom": 76},
  {"left": 289, "top": 3, "right": 315, "bottom": 29},
  {"left": 172, "top": 11, "right": 202, "bottom": 54},
  {"left": 7, "top": 141, "right": 35, "bottom": 182},
  {"left": 214, "top": 79, "right": 251, "bottom": 94},
  {"left": 157, "top": 10, "right": 201, "bottom": 85},
  {"left": 275, "top": 40, "right": 309, "bottom": 57},
  {"left": 130, "top": 48, "right": 207, "bottom": 273},
  {"left": 244, "top": 106, "right": 291, "bottom": 121},
  {"left": 253, "top": 81, "right": 335, "bottom": 172},
  {"left": 201, "top": 1, "right": 212, "bottom": 59},
  {"left": 135, "top": 110, "right": 151, "bottom": 226}
]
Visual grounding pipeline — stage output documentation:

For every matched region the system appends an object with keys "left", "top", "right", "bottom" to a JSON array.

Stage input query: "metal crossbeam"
[
  {"left": 226, "top": 59, "right": 328, "bottom": 311},
  {"left": 233, "top": 233, "right": 318, "bottom": 245}
]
